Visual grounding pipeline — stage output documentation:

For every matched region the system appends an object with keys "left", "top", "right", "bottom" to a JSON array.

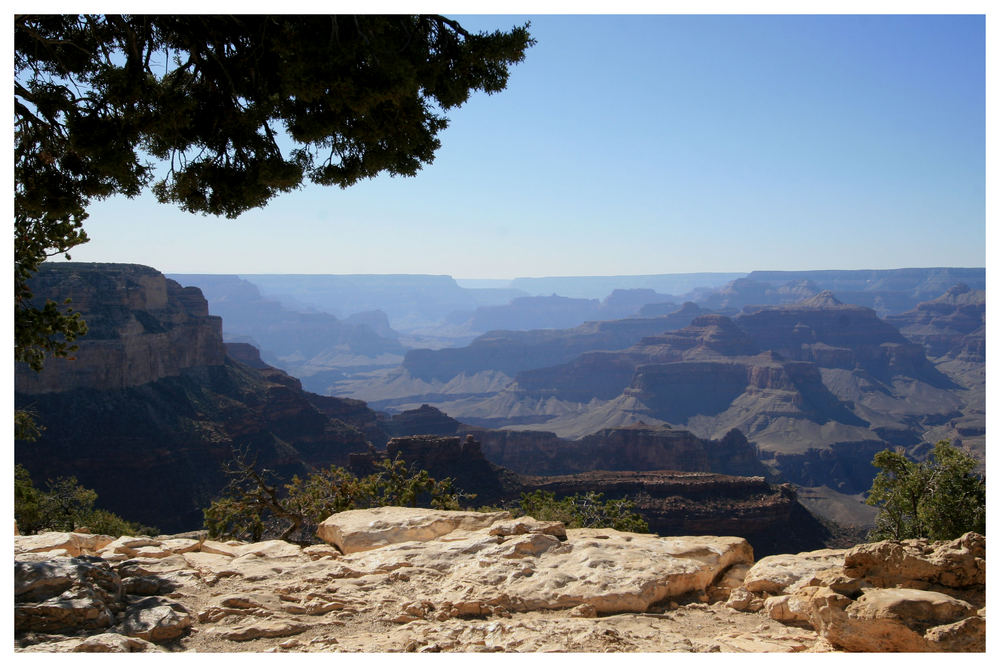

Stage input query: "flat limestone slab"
[{"left": 317, "top": 507, "right": 511, "bottom": 554}]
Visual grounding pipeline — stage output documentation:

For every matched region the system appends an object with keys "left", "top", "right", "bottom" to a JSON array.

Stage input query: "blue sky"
[{"left": 63, "top": 12, "right": 986, "bottom": 279}]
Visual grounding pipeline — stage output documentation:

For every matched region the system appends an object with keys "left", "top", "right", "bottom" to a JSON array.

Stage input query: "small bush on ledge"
[
  {"left": 203, "top": 451, "right": 468, "bottom": 543},
  {"left": 480, "top": 490, "right": 650, "bottom": 533}
]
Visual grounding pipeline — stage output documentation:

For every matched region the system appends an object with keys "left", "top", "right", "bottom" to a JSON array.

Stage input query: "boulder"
[
  {"left": 732, "top": 533, "right": 987, "bottom": 652},
  {"left": 15, "top": 532, "right": 116, "bottom": 557},
  {"left": 316, "top": 507, "right": 511, "bottom": 554},
  {"left": 73, "top": 633, "right": 162, "bottom": 652},
  {"left": 488, "top": 517, "right": 567, "bottom": 540},
  {"left": 843, "top": 531, "right": 985, "bottom": 589},
  {"left": 14, "top": 557, "right": 123, "bottom": 633},
  {"left": 233, "top": 540, "right": 304, "bottom": 559},
  {"left": 205, "top": 619, "right": 311, "bottom": 642},
  {"left": 118, "top": 596, "right": 193, "bottom": 642},
  {"left": 17, "top": 632, "right": 162, "bottom": 653},
  {"left": 743, "top": 547, "right": 848, "bottom": 595},
  {"left": 813, "top": 587, "right": 978, "bottom": 652}
]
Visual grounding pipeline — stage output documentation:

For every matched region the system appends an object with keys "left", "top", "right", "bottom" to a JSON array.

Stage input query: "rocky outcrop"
[
  {"left": 15, "top": 518, "right": 774, "bottom": 652},
  {"left": 20, "top": 520, "right": 982, "bottom": 652},
  {"left": 519, "top": 471, "right": 829, "bottom": 557},
  {"left": 382, "top": 404, "right": 464, "bottom": 438},
  {"left": 734, "top": 294, "right": 942, "bottom": 382},
  {"left": 727, "top": 532, "right": 985, "bottom": 652},
  {"left": 17, "top": 264, "right": 225, "bottom": 393},
  {"left": 316, "top": 507, "right": 512, "bottom": 554},
  {"left": 475, "top": 423, "right": 765, "bottom": 478},
  {"left": 15, "top": 264, "right": 375, "bottom": 533}
]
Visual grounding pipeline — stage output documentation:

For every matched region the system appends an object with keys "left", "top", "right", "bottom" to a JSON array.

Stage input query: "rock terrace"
[{"left": 14, "top": 509, "right": 984, "bottom": 653}]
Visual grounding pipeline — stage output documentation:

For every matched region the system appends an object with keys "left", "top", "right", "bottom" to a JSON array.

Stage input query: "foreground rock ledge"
[{"left": 14, "top": 510, "right": 985, "bottom": 652}]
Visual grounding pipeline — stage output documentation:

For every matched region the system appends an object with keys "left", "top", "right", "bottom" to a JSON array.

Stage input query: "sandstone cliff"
[
  {"left": 166, "top": 273, "right": 408, "bottom": 395},
  {"left": 17, "top": 264, "right": 226, "bottom": 393},
  {"left": 372, "top": 405, "right": 767, "bottom": 480},
  {"left": 14, "top": 264, "right": 380, "bottom": 533}
]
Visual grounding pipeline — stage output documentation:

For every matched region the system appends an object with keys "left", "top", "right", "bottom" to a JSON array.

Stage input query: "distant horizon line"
[
  {"left": 170, "top": 266, "right": 986, "bottom": 281},
  {"left": 45, "top": 260, "right": 987, "bottom": 281}
]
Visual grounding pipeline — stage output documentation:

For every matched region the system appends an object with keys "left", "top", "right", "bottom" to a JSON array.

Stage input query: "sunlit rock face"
[
  {"left": 16, "top": 263, "right": 226, "bottom": 394},
  {"left": 14, "top": 263, "right": 373, "bottom": 533}
]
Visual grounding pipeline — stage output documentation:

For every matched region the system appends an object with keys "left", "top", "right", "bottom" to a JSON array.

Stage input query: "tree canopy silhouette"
[{"left": 14, "top": 14, "right": 533, "bottom": 379}]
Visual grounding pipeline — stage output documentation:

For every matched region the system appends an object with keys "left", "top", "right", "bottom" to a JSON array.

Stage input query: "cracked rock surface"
[{"left": 13, "top": 510, "right": 984, "bottom": 652}]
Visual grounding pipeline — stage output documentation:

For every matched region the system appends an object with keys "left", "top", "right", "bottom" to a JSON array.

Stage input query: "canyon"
[
  {"left": 17, "top": 263, "right": 985, "bottom": 546},
  {"left": 17, "top": 264, "right": 836, "bottom": 553}
]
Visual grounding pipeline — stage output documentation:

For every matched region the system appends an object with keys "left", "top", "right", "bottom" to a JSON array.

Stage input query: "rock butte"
[{"left": 14, "top": 509, "right": 984, "bottom": 653}]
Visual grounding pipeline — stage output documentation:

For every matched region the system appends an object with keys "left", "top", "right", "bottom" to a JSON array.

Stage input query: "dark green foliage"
[
  {"left": 866, "top": 440, "right": 985, "bottom": 541},
  {"left": 14, "top": 464, "right": 158, "bottom": 536},
  {"left": 485, "top": 490, "right": 650, "bottom": 533},
  {"left": 203, "top": 451, "right": 465, "bottom": 542},
  {"left": 14, "top": 14, "right": 532, "bottom": 389}
]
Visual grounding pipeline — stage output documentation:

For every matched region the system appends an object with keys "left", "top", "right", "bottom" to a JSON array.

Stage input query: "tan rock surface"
[
  {"left": 15, "top": 532, "right": 116, "bottom": 558},
  {"left": 843, "top": 531, "right": 985, "bottom": 590},
  {"left": 734, "top": 532, "right": 986, "bottom": 652},
  {"left": 743, "top": 547, "right": 849, "bottom": 594},
  {"left": 13, "top": 522, "right": 986, "bottom": 652},
  {"left": 316, "top": 506, "right": 510, "bottom": 554}
]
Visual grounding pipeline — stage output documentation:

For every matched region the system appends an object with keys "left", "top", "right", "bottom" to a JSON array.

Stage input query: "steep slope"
[
  {"left": 15, "top": 264, "right": 381, "bottom": 533},
  {"left": 167, "top": 274, "right": 407, "bottom": 393},
  {"left": 884, "top": 284, "right": 985, "bottom": 460}
]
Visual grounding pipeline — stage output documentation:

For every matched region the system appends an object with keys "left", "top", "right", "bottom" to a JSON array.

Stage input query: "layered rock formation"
[
  {"left": 886, "top": 284, "right": 985, "bottom": 361},
  {"left": 519, "top": 471, "right": 829, "bottom": 556},
  {"left": 367, "top": 405, "right": 768, "bottom": 482},
  {"left": 348, "top": 432, "right": 818, "bottom": 556},
  {"left": 441, "top": 296, "right": 977, "bottom": 487},
  {"left": 475, "top": 423, "right": 766, "bottom": 478},
  {"left": 15, "top": 515, "right": 984, "bottom": 652},
  {"left": 17, "top": 264, "right": 226, "bottom": 394},
  {"left": 400, "top": 302, "right": 708, "bottom": 385},
  {"left": 166, "top": 273, "right": 408, "bottom": 394},
  {"left": 15, "top": 264, "right": 381, "bottom": 533}
]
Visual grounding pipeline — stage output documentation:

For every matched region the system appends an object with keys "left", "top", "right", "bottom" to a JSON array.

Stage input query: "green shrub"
[
  {"left": 489, "top": 490, "right": 649, "bottom": 533},
  {"left": 14, "top": 464, "right": 157, "bottom": 536},
  {"left": 203, "top": 454, "right": 466, "bottom": 542},
  {"left": 866, "top": 440, "right": 985, "bottom": 541}
]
